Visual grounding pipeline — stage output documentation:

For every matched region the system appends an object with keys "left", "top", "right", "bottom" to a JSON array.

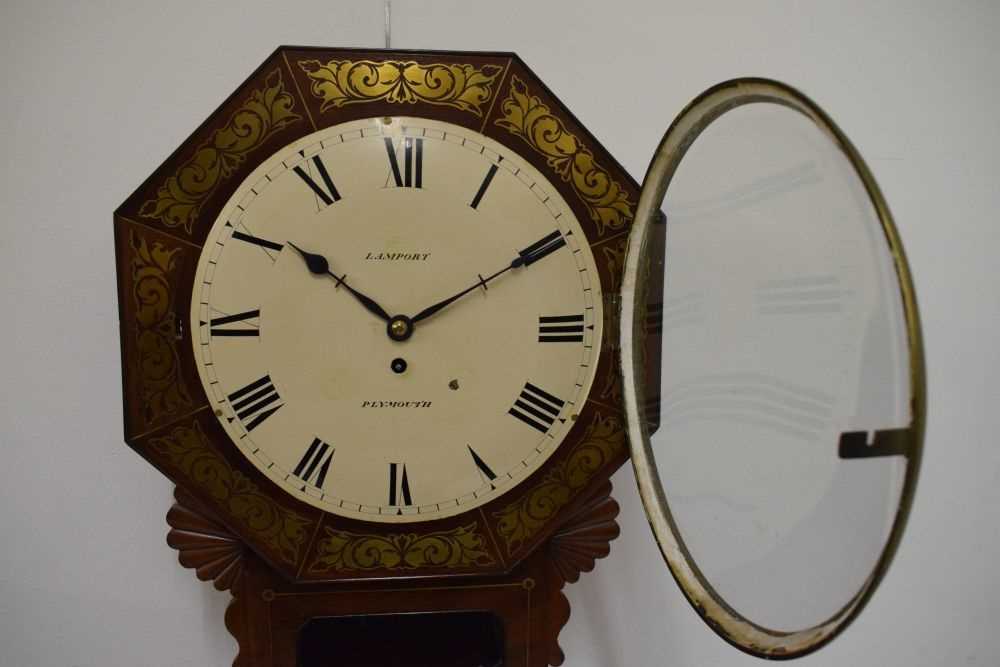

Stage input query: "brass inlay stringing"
[
  {"left": 495, "top": 76, "right": 635, "bottom": 237},
  {"left": 140, "top": 69, "right": 303, "bottom": 233},
  {"left": 297, "top": 59, "right": 503, "bottom": 117},
  {"left": 308, "top": 523, "right": 496, "bottom": 573},
  {"left": 148, "top": 421, "right": 312, "bottom": 565}
]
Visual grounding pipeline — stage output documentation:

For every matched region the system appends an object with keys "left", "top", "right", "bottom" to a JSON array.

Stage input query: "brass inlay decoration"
[
  {"left": 130, "top": 231, "right": 192, "bottom": 425},
  {"left": 495, "top": 76, "right": 635, "bottom": 237},
  {"left": 139, "top": 69, "right": 303, "bottom": 233},
  {"left": 149, "top": 421, "right": 311, "bottom": 565},
  {"left": 308, "top": 523, "right": 496, "bottom": 573},
  {"left": 297, "top": 59, "right": 503, "bottom": 116},
  {"left": 494, "top": 412, "right": 625, "bottom": 554}
]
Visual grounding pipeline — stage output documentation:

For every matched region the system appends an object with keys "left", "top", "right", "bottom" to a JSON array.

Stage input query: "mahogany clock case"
[{"left": 114, "top": 45, "right": 662, "bottom": 665}]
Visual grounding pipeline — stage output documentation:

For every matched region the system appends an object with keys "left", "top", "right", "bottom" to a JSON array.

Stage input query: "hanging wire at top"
[{"left": 384, "top": 0, "right": 392, "bottom": 49}]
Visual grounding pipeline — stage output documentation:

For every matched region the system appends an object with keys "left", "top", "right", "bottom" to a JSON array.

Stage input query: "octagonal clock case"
[{"left": 114, "top": 47, "right": 924, "bottom": 666}]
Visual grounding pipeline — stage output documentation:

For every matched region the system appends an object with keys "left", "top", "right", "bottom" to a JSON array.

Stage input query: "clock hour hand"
[
  {"left": 514, "top": 229, "right": 566, "bottom": 267},
  {"left": 410, "top": 230, "right": 567, "bottom": 324},
  {"left": 288, "top": 242, "right": 392, "bottom": 322}
]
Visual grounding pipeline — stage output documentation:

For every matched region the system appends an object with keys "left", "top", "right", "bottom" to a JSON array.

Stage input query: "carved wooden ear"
[
  {"left": 548, "top": 480, "right": 621, "bottom": 585},
  {"left": 166, "top": 486, "right": 247, "bottom": 595}
]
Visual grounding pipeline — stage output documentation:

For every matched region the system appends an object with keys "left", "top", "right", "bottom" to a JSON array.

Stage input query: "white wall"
[{"left": 1, "top": 1, "right": 997, "bottom": 665}]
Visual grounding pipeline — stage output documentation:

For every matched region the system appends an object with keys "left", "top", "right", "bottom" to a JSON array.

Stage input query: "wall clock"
[{"left": 114, "top": 47, "right": 924, "bottom": 666}]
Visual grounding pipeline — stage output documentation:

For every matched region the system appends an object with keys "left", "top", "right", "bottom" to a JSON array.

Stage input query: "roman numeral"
[
  {"left": 517, "top": 230, "right": 566, "bottom": 266},
  {"left": 227, "top": 375, "right": 283, "bottom": 432},
  {"left": 294, "top": 155, "right": 341, "bottom": 206},
  {"left": 538, "top": 314, "right": 584, "bottom": 343},
  {"left": 508, "top": 382, "right": 565, "bottom": 433},
  {"left": 388, "top": 462, "right": 412, "bottom": 507},
  {"left": 384, "top": 137, "right": 423, "bottom": 188},
  {"left": 470, "top": 163, "right": 499, "bottom": 209},
  {"left": 293, "top": 437, "right": 334, "bottom": 488},
  {"left": 209, "top": 309, "right": 260, "bottom": 337},
  {"left": 468, "top": 446, "right": 497, "bottom": 485},
  {"left": 231, "top": 231, "right": 284, "bottom": 253}
]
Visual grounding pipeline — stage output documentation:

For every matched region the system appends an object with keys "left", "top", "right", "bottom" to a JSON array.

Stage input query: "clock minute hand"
[
  {"left": 287, "top": 242, "right": 392, "bottom": 322},
  {"left": 410, "top": 230, "right": 567, "bottom": 324},
  {"left": 410, "top": 262, "right": 515, "bottom": 324}
]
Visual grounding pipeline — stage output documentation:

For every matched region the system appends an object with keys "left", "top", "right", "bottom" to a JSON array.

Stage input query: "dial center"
[{"left": 387, "top": 314, "right": 414, "bottom": 341}]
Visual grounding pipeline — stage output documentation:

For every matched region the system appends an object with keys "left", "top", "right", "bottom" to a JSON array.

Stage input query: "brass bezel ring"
[{"left": 619, "top": 78, "right": 926, "bottom": 659}]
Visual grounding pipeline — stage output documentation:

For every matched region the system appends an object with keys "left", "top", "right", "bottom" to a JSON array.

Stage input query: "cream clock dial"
[{"left": 191, "top": 117, "right": 603, "bottom": 523}]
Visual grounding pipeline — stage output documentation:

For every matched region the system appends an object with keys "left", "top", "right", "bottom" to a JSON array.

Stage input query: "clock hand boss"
[
  {"left": 287, "top": 242, "right": 393, "bottom": 323},
  {"left": 410, "top": 230, "right": 566, "bottom": 325}
]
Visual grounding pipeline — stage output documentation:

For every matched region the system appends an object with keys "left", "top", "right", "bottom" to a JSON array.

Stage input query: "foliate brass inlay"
[
  {"left": 139, "top": 69, "right": 303, "bottom": 233},
  {"left": 495, "top": 76, "right": 635, "bottom": 237},
  {"left": 494, "top": 412, "right": 625, "bottom": 555},
  {"left": 297, "top": 59, "right": 503, "bottom": 117},
  {"left": 148, "top": 421, "right": 312, "bottom": 565},
  {"left": 130, "top": 231, "right": 192, "bottom": 425},
  {"left": 308, "top": 523, "right": 496, "bottom": 573}
]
